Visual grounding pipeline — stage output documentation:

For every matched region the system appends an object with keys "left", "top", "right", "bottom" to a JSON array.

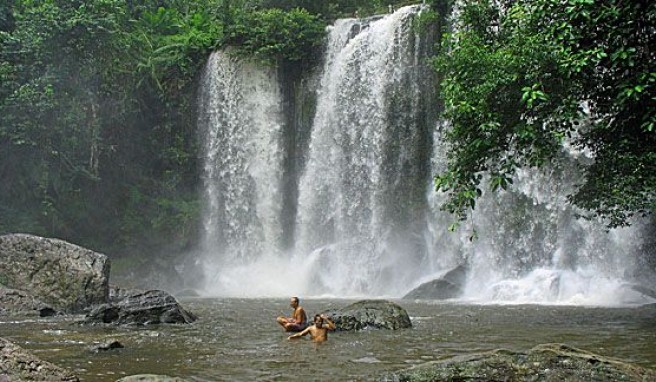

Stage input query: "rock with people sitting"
[{"left": 277, "top": 298, "right": 412, "bottom": 333}]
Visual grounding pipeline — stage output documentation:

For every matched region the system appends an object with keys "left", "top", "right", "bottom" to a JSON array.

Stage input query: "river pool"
[{"left": 1, "top": 298, "right": 655, "bottom": 381}]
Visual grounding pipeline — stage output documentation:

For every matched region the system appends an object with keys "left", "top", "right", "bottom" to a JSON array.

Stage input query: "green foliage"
[
  {"left": 226, "top": 7, "right": 325, "bottom": 65},
  {"left": 0, "top": 0, "right": 351, "bottom": 257},
  {"left": 127, "top": 5, "right": 223, "bottom": 94},
  {"left": 256, "top": 0, "right": 423, "bottom": 20},
  {"left": 0, "top": 0, "right": 216, "bottom": 255},
  {"left": 434, "top": 0, "right": 655, "bottom": 227}
]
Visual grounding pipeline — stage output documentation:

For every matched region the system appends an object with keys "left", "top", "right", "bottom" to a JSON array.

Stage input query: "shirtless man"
[
  {"left": 288, "top": 314, "right": 336, "bottom": 342},
  {"left": 276, "top": 296, "right": 308, "bottom": 332}
]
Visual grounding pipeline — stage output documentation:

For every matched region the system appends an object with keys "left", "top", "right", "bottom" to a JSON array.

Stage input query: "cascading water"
[
  {"left": 197, "top": 51, "right": 286, "bottom": 294},
  {"left": 427, "top": 125, "right": 655, "bottom": 306},
  {"left": 197, "top": 5, "right": 655, "bottom": 304},
  {"left": 294, "top": 5, "right": 434, "bottom": 297}
]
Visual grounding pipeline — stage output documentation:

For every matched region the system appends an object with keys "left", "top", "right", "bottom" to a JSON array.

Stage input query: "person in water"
[
  {"left": 288, "top": 314, "right": 336, "bottom": 342},
  {"left": 277, "top": 296, "right": 308, "bottom": 332}
]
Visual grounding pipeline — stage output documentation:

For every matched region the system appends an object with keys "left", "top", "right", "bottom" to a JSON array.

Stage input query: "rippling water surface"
[{"left": 1, "top": 299, "right": 655, "bottom": 381}]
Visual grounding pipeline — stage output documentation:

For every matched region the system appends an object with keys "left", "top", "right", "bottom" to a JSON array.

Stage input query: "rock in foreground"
[
  {"left": 0, "top": 233, "right": 110, "bottom": 313},
  {"left": 86, "top": 289, "right": 197, "bottom": 325},
  {"left": 324, "top": 300, "right": 411, "bottom": 331},
  {"left": 0, "top": 337, "right": 79, "bottom": 381},
  {"left": 386, "top": 343, "right": 656, "bottom": 381},
  {"left": 115, "top": 375, "right": 190, "bottom": 382}
]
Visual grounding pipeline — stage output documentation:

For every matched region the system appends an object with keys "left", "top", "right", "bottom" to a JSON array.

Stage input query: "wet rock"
[
  {"left": 403, "top": 264, "right": 468, "bottom": 300},
  {"left": 0, "top": 286, "right": 60, "bottom": 317},
  {"left": 324, "top": 300, "right": 411, "bottom": 331},
  {"left": 109, "top": 285, "right": 141, "bottom": 303},
  {"left": 628, "top": 284, "right": 656, "bottom": 300},
  {"left": 115, "top": 375, "right": 189, "bottom": 382},
  {"left": 384, "top": 343, "right": 656, "bottom": 381},
  {"left": 0, "top": 337, "right": 79, "bottom": 381},
  {"left": 85, "top": 289, "right": 197, "bottom": 325},
  {"left": 88, "top": 340, "right": 124, "bottom": 353},
  {"left": 0, "top": 234, "right": 110, "bottom": 313}
]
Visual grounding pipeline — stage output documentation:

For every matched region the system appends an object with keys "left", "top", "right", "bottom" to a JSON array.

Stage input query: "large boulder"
[
  {"left": 386, "top": 343, "right": 656, "bottom": 381},
  {"left": 0, "top": 286, "right": 58, "bottom": 317},
  {"left": 403, "top": 264, "right": 468, "bottom": 300},
  {"left": 0, "top": 337, "right": 79, "bottom": 381},
  {"left": 324, "top": 300, "right": 411, "bottom": 331},
  {"left": 0, "top": 234, "right": 110, "bottom": 313},
  {"left": 85, "top": 289, "right": 197, "bottom": 325}
]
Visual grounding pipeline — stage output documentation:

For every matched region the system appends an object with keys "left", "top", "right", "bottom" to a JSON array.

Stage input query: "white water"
[
  {"left": 197, "top": 51, "right": 285, "bottom": 291},
  {"left": 197, "top": 6, "right": 654, "bottom": 305},
  {"left": 295, "top": 6, "right": 430, "bottom": 297}
]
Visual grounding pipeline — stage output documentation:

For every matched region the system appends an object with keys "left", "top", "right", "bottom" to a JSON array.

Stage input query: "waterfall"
[
  {"left": 196, "top": 6, "right": 655, "bottom": 304},
  {"left": 197, "top": 51, "right": 286, "bottom": 294},
  {"left": 295, "top": 5, "right": 433, "bottom": 296},
  {"left": 426, "top": 125, "right": 654, "bottom": 306}
]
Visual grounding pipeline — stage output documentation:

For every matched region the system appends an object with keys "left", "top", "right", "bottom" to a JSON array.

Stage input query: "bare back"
[{"left": 293, "top": 306, "right": 307, "bottom": 324}]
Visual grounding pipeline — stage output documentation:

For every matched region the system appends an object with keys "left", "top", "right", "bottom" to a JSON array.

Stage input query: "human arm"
[
  {"left": 288, "top": 326, "right": 311, "bottom": 340},
  {"left": 321, "top": 314, "right": 336, "bottom": 330}
]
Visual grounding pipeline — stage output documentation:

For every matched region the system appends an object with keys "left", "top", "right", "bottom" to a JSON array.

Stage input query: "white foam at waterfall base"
[
  {"left": 200, "top": 245, "right": 376, "bottom": 298},
  {"left": 462, "top": 267, "right": 655, "bottom": 307}
]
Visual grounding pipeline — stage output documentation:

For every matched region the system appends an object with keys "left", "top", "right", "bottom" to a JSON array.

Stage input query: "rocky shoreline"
[{"left": 0, "top": 233, "right": 198, "bottom": 380}]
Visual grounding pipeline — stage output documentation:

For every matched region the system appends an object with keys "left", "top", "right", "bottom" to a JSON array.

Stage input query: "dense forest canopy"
[
  {"left": 0, "top": 0, "right": 426, "bottom": 259},
  {"left": 0, "top": 0, "right": 653, "bottom": 263}
]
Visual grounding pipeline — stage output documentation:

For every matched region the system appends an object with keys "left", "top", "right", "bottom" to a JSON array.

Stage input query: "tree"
[
  {"left": 434, "top": 0, "right": 655, "bottom": 228},
  {"left": 226, "top": 7, "right": 325, "bottom": 65}
]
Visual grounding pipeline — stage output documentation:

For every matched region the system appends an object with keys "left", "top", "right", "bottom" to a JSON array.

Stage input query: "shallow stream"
[{"left": 1, "top": 298, "right": 655, "bottom": 381}]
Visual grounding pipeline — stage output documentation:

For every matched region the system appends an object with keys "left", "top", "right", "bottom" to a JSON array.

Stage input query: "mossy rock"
[{"left": 386, "top": 343, "right": 656, "bottom": 381}]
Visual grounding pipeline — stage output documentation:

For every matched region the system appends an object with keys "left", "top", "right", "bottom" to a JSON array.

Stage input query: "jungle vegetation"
[
  {"left": 435, "top": 0, "right": 655, "bottom": 229},
  {"left": 0, "top": 0, "right": 422, "bottom": 258},
  {"left": 0, "top": 0, "right": 653, "bottom": 263}
]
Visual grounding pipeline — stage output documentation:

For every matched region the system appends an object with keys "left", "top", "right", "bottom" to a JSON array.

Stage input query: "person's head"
[
  {"left": 290, "top": 297, "right": 299, "bottom": 308},
  {"left": 313, "top": 314, "right": 323, "bottom": 328}
]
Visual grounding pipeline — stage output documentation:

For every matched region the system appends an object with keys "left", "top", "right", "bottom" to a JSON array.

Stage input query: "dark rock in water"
[
  {"left": 88, "top": 340, "right": 124, "bottom": 353},
  {"left": 629, "top": 283, "right": 656, "bottom": 300},
  {"left": 0, "top": 286, "right": 60, "bottom": 317},
  {"left": 324, "top": 300, "right": 411, "bottom": 331},
  {"left": 384, "top": 343, "right": 656, "bottom": 382},
  {"left": 0, "top": 233, "right": 110, "bottom": 313},
  {"left": 85, "top": 289, "right": 197, "bottom": 325},
  {"left": 0, "top": 337, "right": 79, "bottom": 381},
  {"left": 109, "top": 284, "right": 142, "bottom": 303},
  {"left": 403, "top": 264, "right": 468, "bottom": 300},
  {"left": 115, "top": 375, "right": 190, "bottom": 382}
]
